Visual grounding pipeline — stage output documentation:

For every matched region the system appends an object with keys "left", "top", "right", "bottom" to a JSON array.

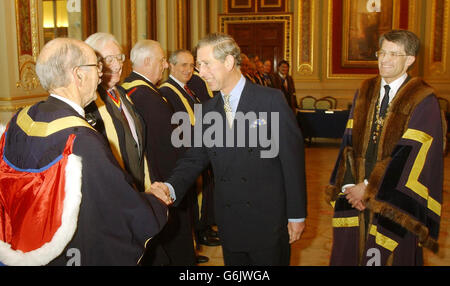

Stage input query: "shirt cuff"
[
  {"left": 164, "top": 182, "right": 176, "bottom": 202},
  {"left": 288, "top": 218, "right": 305, "bottom": 223},
  {"left": 341, "top": 183, "right": 355, "bottom": 193},
  {"left": 342, "top": 180, "right": 368, "bottom": 193}
]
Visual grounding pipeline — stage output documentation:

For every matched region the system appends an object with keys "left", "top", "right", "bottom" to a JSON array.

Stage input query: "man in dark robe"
[
  {"left": 326, "top": 30, "right": 446, "bottom": 266},
  {"left": 188, "top": 71, "right": 214, "bottom": 102},
  {"left": 84, "top": 33, "right": 149, "bottom": 193},
  {"left": 121, "top": 40, "right": 197, "bottom": 266},
  {"left": 0, "top": 38, "right": 167, "bottom": 266},
  {"left": 160, "top": 50, "right": 221, "bottom": 258}
]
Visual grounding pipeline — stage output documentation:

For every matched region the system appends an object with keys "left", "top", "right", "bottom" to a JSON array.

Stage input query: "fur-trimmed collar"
[{"left": 352, "top": 76, "right": 434, "bottom": 168}]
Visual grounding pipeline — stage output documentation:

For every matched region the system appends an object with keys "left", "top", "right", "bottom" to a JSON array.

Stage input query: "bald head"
[
  {"left": 130, "top": 39, "right": 168, "bottom": 84},
  {"left": 36, "top": 37, "right": 100, "bottom": 107},
  {"left": 36, "top": 38, "right": 93, "bottom": 91},
  {"left": 130, "top": 40, "right": 161, "bottom": 67}
]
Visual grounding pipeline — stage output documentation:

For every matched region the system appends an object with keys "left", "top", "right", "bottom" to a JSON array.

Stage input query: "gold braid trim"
[{"left": 364, "top": 156, "right": 439, "bottom": 253}]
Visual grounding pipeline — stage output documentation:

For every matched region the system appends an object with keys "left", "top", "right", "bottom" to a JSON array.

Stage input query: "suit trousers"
[{"left": 221, "top": 231, "right": 290, "bottom": 266}]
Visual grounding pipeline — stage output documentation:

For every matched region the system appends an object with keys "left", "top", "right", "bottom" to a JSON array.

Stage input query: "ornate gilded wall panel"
[
  {"left": 297, "top": 0, "right": 314, "bottom": 75},
  {"left": 15, "top": 0, "right": 41, "bottom": 91},
  {"left": 429, "top": 0, "right": 449, "bottom": 75}
]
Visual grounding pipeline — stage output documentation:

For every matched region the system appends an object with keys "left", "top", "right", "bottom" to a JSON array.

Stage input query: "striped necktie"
[
  {"left": 184, "top": 84, "right": 199, "bottom": 103},
  {"left": 223, "top": 94, "right": 233, "bottom": 127}
]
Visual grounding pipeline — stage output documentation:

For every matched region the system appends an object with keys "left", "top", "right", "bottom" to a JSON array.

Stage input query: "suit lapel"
[
  {"left": 235, "top": 80, "right": 255, "bottom": 115},
  {"left": 212, "top": 80, "right": 256, "bottom": 173}
]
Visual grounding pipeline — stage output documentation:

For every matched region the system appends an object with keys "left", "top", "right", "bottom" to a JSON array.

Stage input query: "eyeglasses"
[
  {"left": 375, "top": 50, "right": 408, "bottom": 58},
  {"left": 77, "top": 61, "right": 103, "bottom": 72},
  {"left": 101, "top": 54, "right": 125, "bottom": 64}
]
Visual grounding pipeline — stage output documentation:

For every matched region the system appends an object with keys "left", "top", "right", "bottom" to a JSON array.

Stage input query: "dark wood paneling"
[
  {"left": 257, "top": 0, "right": 287, "bottom": 13},
  {"left": 227, "top": 0, "right": 256, "bottom": 13},
  {"left": 227, "top": 0, "right": 287, "bottom": 13},
  {"left": 227, "top": 22, "right": 284, "bottom": 67},
  {"left": 147, "top": 0, "right": 157, "bottom": 40}
]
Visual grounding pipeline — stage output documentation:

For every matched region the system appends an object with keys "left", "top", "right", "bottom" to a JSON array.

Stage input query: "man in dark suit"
[
  {"left": 160, "top": 50, "right": 220, "bottom": 254},
  {"left": 84, "top": 33, "right": 148, "bottom": 193},
  {"left": 121, "top": 40, "right": 197, "bottom": 266},
  {"left": 272, "top": 60, "right": 298, "bottom": 112},
  {"left": 0, "top": 38, "right": 167, "bottom": 266},
  {"left": 151, "top": 33, "right": 307, "bottom": 266},
  {"left": 262, "top": 59, "right": 275, "bottom": 87}
]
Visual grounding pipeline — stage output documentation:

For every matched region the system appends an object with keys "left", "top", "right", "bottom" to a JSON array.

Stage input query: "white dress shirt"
[{"left": 50, "top": 94, "right": 85, "bottom": 117}]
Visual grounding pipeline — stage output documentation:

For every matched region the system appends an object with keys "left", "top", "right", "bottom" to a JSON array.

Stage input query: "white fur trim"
[
  {"left": 0, "top": 154, "right": 82, "bottom": 265},
  {"left": 0, "top": 124, "right": 6, "bottom": 138}
]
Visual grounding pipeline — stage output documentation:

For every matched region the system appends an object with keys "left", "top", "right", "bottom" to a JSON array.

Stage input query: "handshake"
[{"left": 147, "top": 182, "right": 174, "bottom": 205}]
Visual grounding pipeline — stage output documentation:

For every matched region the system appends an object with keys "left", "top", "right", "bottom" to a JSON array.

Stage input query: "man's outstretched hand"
[{"left": 147, "top": 182, "right": 173, "bottom": 205}]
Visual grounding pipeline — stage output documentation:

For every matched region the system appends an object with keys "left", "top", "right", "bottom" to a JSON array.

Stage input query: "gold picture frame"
[{"left": 327, "top": 0, "right": 412, "bottom": 78}]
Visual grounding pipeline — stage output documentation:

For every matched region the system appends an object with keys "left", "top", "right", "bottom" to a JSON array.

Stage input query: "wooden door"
[{"left": 227, "top": 22, "right": 285, "bottom": 70}]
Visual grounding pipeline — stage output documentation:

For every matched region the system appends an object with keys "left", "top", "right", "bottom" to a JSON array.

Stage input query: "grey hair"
[
  {"left": 85, "top": 32, "right": 121, "bottom": 54},
  {"left": 35, "top": 38, "right": 87, "bottom": 91},
  {"left": 130, "top": 39, "right": 161, "bottom": 67},
  {"left": 168, "top": 49, "right": 192, "bottom": 65},
  {"left": 379, "top": 29, "right": 420, "bottom": 56},
  {"left": 196, "top": 33, "right": 241, "bottom": 67}
]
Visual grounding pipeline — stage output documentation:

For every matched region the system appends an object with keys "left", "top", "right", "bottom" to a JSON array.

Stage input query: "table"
[{"left": 296, "top": 109, "right": 350, "bottom": 140}]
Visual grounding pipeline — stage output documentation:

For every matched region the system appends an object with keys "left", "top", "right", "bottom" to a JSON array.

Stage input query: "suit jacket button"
[{"left": 241, "top": 177, "right": 247, "bottom": 182}]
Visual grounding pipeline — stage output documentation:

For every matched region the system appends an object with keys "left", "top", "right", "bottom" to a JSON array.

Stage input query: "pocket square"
[{"left": 250, "top": 118, "right": 267, "bottom": 128}]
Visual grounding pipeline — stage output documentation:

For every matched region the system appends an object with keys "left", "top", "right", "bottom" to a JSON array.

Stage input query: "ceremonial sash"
[
  {"left": 121, "top": 80, "right": 160, "bottom": 190},
  {"left": 93, "top": 93, "right": 125, "bottom": 170},
  {"left": 159, "top": 82, "right": 196, "bottom": 126},
  {"left": 122, "top": 80, "right": 167, "bottom": 103},
  {"left": 16, "top": 105, "right": 95, "bottom": 136}
]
